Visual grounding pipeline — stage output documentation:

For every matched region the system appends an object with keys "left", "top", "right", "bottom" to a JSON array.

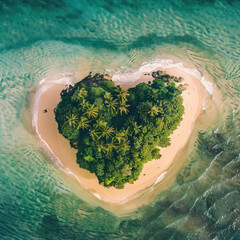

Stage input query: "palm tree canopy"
[
  {"left": 89, "top": 128, "right": 100, "bottom": 141},
  {"left": 115, "top": 87, "right": 129, "bottom": 102},
  {"left": 104, "top": 141, "right": 117, "bottom": 154},
  {"left": 71, "top": 88, "right": 88, "bottom": 102},
  {"left": 98, "top": 126, "right": 114, "bottom": 140},
  {"left": 131, "top": 121, "right": 142, "bottom": 135},
  {"left": 116, "top": 139, "right": 130, "bottom": 153},
  {"left": 84, "top": 104, "right": 98, "bottom": 119},
  {"left": 105, "top": 99, "right": 117, "bottom": 113},
  {"left": 66, "top": 113, "right": 78, "bottom": 127},
  {"left": 104, "top": 92, "right": 113, "bottom": 101},
  {"left": 95, "top": 119, "right": 107, "bottom": 129},
  {"left": 148, "top": 105, "right": 161, "bottom": 117},
  {"left": 77, "top": 116, "right": 90, "bottom": 130},
  {"left": 97, "top": 142, "right": 107, "bottom": 153},
  {"left": 117, "top": 101, "right": 130, "bottom": 115},
  {"left": 114, "top": 129, "right": 128, "bottom": 144},
  {"left": 78, "top": 88, "right": 88, "bottom": 98}
]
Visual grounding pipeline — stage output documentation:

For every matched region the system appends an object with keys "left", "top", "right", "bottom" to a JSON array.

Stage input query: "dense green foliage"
[{"left": 54, "top": 74, "right": 184, "bottom": 189}]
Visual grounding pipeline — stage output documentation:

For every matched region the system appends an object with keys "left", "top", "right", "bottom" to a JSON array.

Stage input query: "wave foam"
[
  {"left": 154, "top": 171, "right": 168, "bottom": 185},
  {"left": 111, "top": 58, "right": 214, "bottom": 95}
]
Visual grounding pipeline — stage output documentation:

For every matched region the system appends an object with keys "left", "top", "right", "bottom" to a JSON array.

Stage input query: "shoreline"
[{"left": 32, "top": 63, "right": 210, "bottom": 205}]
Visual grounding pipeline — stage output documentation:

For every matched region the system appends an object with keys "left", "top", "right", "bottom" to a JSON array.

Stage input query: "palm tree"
[
  {"left": 72, "top": 88, "right": 88, "bottom": 102},
  {"left": 115, "top": 87, "right": 129, "bottom": 102},
  {"left": 148, "top": 105, "right": 161, "bottom": 117},
  {"left": 81, "top": 100, "right": 90, "bottom": 111},
  {"left": 97, "top": 142, "right": 107, "bottom": 153},
  {"left": 98, "top": 126, "right": 114, "bottom": 140},
  {"left": 109, "top": 141, "right": 118, "bottom": 151},
  {"left": 95, "top": 119, "right": 107, "bottom": 129},
  {"left": 89, "top": 128, "right": 100, "bottom": 141},
  {"left": 77, "top": 88, "right": 88, "bottom": 99},
  {"left": 114, "top": 129, "right": 128, "bottom": 144},
  {"left": 104, "top": 141, "right": 117, "bottom": 155},
  {"left": 66, "top": 113, "right": 78, "bottom": 127},
  {"left": 122, "top": 139, "right": 130, "bottom": 151},
  {"left": 116, "top": 139, "right": 130, "bottom": 153},
  {"left": 84, "top": 104, "right": 98, "bottom": 119},
  {"left": 104, "top": 92, "right": 113, "bottom": 101},
  {"left": 77, "top": 116, "right": 90, "bottom": 130},
  {"left": 117, "top": 101, "right": 130, "bottom": 115},
  {"left": 131, "top": 121, "right": 142, "bottom": 135},
  {"left": 105, "top": 99, "right": 118, "bottom": 113}
]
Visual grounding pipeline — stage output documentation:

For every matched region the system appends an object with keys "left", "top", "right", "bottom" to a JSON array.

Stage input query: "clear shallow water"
[{"left": 0, "top": 0, "right": 240, "bottom": 239}]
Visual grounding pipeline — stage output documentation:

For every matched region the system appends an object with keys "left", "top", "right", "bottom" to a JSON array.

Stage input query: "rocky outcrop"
[
  {"left": 151, "top": 70, "right": 183, "bottom": 83},
  {"left": 80, "top": 73, "right": 111, "bottom": 86}
]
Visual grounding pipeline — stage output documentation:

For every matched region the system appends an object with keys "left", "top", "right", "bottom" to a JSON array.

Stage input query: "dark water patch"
[
  {"left": 87, "top": 0, "right": 151, "bottom": 12},
  {"left": 0, "top": 1, "right": 84, "bottom": 52},
  {"left": 172, "top": 0, "right": 240, "bottom": 8},
  {"left": 40, "top": 213, "right": 61, "bottom": 238},
  {"left": 0, "top": 38, "right": 48, "bottom": 54},
  {"left": 172, "top": 0, "right": 216, "bottom": 8},
  {"left": 153, "top": 228, "right": 186, "bottom": 240},
  {"left": 0, "top": 23, "right": 118, "bottom": 54},
  {"left": 0, "top": 0, "right": 66, "bottom": 12},
  {"left": 59, "top": 37, "right": 118, "bottom": 51},
  {"left": 128, "top": 33, "right": 215, "bottom": 53},
  {"left": 226, "top": 0, "right": 240, "bottom": 5},
  {"left": 38, "top": 194, "right": 121, "bottom": 240},
  {"left": 0, "top": 37, "right": 118, "bottom": 55},
  {"left": 0, "top": 33, "right": 210, "bottom": 56},
  {"left": 22, "top": 0, "right": 66, "bottom": 9}
]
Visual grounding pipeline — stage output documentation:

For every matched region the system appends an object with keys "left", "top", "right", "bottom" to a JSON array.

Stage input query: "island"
[
  {"left": 54, "top": 72, "right": 184, "bottom": 189},
  {"left": 33, "top": 65, "right": 206, "bottom": 204}
]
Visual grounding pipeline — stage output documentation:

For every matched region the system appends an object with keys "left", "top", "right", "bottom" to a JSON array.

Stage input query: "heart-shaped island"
[{"left": 33, "top": 64, "right": 208, "bottom": 205}]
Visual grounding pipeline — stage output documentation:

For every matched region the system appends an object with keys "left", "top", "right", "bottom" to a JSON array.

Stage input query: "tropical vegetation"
[{"left": 54, "top": 73, "right": 184, "bottom": 189}]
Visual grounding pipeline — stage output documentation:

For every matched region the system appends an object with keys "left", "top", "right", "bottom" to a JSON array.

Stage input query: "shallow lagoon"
[{"left": 0, "top": 0, "right": 240, "bottom": 239}]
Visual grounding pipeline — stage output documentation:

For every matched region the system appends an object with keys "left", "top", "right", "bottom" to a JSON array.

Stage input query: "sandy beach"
[{"left": 33, "top": 67, "right": 209, "bottom": 204}]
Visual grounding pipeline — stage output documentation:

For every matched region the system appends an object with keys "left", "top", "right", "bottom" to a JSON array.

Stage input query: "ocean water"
[{"left": 0, "top": 0, "right": 240, "bottom": 239}]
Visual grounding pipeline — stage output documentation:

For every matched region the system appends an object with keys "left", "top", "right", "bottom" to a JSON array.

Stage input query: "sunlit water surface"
[{"left": 0, "top": 0, "right": 240, "bottom": 239}]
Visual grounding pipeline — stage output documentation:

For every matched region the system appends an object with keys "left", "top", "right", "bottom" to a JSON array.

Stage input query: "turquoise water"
[{"left": 0, "top": 0, "right": 240, "bottom": 239}]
